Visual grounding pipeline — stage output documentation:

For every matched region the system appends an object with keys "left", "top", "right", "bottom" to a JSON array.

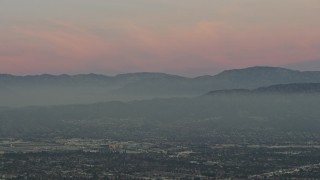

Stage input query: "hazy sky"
[{"left": 1, "top": 0, "right": 320, "bottom": 76}]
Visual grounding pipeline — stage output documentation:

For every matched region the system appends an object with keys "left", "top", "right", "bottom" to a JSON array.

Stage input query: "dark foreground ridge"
[{"left": 206, "top": 83, "right": 320, "bottom": 95}]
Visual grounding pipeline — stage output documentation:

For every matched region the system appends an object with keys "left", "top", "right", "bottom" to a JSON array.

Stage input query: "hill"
[{"left": 206, "top": 83, "right": 320, "bottom": 95}]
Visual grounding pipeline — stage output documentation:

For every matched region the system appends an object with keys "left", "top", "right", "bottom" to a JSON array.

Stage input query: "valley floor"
[{"left": 1, "top": 137, "right": 320, "bottom": 179}]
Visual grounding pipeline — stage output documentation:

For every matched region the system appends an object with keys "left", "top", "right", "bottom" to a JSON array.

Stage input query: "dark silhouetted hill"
[{"left": 206, "top": 83, "right": 320, "bottom": 95}]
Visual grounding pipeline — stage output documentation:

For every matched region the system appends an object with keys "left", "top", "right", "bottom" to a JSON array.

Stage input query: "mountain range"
[{"left": 2, "top": 66, "right": 320, "bottom": 106}]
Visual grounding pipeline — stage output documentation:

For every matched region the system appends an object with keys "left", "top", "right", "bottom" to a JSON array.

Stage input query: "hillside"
[{"left": 206, "top": 83, "right": 320, "bottom": 95}]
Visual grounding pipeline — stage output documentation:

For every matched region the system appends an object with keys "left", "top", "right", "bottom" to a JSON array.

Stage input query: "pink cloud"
[
  {"left": 114, "top": 21, "right": 320, "bottom": 70},
  {"left": 1, "top": 20, "right": 320, "bottom": 76},
  {"left": 0, "top": 21, "right": 115, "bottom": 74},
  {"left": 12, "top": 21, "right": 113, "bottom": 59}
]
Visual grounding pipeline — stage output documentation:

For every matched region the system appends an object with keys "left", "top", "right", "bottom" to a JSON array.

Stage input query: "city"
[{"left": 1, "top": 132, "right": 320, "bottom": 179}]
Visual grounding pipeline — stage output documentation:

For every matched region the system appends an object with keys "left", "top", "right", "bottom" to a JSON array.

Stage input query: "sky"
[{"left": 1, "top": 0, "right": 320, "bottom": 76}]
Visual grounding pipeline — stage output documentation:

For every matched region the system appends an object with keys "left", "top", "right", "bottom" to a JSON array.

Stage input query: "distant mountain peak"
[
  {"left": 115, "top": 72, "right": 186, "bottom": 80},
  {"left": 217, "top": 66, "right": 298, "bottom": 75}
]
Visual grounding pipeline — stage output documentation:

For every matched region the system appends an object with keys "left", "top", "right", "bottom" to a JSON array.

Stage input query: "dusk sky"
[{"left": 1, "top": 0, "right": 320, "bottom": 76}]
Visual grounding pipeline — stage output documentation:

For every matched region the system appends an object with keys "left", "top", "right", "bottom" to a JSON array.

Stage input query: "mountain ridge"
[
  {"left": 206, "top": 83, "right": 320, "bottom": 95},
  {"left": 2, "top": 66, "right": 320, "bottom": 107},
  {"left": 1, "top": 66, "right": 320, "bottom": 83}
]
